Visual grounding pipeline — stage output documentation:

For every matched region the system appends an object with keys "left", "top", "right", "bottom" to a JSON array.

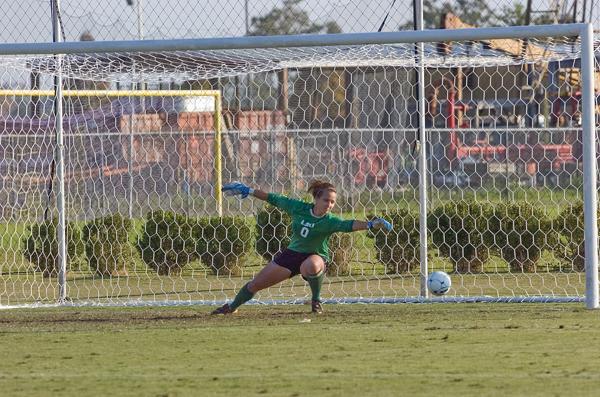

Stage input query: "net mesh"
[
  {"left": 1, "top": 37, "right": 594, "bottom": 83},
  {"left": 0, "top": 33, "right": 598, "bottom": 306}
]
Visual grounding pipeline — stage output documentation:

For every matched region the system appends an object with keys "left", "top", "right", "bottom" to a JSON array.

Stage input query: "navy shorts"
[{"left": 273, "top": 249, "right": 326, "bottom": 277}]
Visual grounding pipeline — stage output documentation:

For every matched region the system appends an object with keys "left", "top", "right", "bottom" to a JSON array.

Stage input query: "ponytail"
[{"left": 307, "top": 180, "right": 336, "bottom": 198}]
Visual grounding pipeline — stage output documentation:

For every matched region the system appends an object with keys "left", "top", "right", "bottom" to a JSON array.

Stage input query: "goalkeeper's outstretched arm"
[
  {"left": 251, "top": 189, "right": 269, "bottom": 201},
  {"left": 222, "top": 181, "right": 392, "bottom": 231},
  {"left": 352, "top": 220, "right": 370, "bottom": 231},
  {"left": 221, "top": 181, "right": 269, "bottom": 200},
  {"left": 352, "top": 218, "right": 392, "bottom": 231}
]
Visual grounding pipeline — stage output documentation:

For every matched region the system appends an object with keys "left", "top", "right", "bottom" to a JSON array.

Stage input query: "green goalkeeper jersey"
[{"left": 267, "top": 193, "right": 354, "bottom": 262}]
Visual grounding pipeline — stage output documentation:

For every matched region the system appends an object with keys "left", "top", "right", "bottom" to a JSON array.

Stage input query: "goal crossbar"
[{"left": 0, "top": 24, "right": 589, "bottom": 55}]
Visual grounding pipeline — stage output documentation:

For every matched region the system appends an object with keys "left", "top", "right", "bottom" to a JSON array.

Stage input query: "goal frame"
[{"left": 0, "top": 23, "right": 596, "bottom": 309}]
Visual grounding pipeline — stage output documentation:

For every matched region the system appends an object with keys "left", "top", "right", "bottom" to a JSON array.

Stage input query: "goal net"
[{"left": 0, "top": 25, "right": 598, "bottom": 308}]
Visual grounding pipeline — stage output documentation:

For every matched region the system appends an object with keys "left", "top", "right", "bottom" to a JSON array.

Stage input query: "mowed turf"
[{"left": 0, "top": 304, "right": 599, "bottom": 397}]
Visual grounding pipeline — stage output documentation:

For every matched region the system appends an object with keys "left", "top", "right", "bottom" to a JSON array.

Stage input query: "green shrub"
[
  {"left": 83, "top": 214, "right": 134, "bottom": 276},
  {"left": 255, "top": 205, "right": 291, "bottom": 261},
  {"left": 494, "top": 201, "right": 556, "bottom": 272},
  {"left": 428, "top": 200, "right": 496, "bottom": 273},
  {"left": 138, "top": 211, "right": 197, "bottom": 275},
  {"left": 327, "top": 233, "right": 353, "bottom": 276},
  {"left": 373, "top": 210, "right": 420, "bottom": 274},
  {"left": 22, "top": 218, "right": 84, "bottom": 278},
  {"left": 196, "top": 216, "right": 254, "bottom": 276},
  {"left": 553, "top": 201, "right": 589, "bottom": 272}
]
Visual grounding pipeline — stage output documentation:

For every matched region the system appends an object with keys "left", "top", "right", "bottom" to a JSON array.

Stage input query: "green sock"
[
  {"left": 230, "top": 283, "right": 254, "bottom": 310},
  {"left": 305, "top": 271, "right": 325, "bottom": 302}
]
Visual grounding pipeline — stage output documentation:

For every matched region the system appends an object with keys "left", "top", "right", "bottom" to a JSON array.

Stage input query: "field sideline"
[{"left": 0, "top": 303, "right": 598, "bottom": 397}]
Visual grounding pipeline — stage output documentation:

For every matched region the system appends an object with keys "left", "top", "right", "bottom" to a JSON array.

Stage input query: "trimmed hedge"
[
  {"left": 21, "top": 199, "right": 582, "bottom": 279},
  {"left": 255, "top": 205, "right": 291, "bottom": 261},
  {"left": 196, "top": 216, "right": 254, "bottom": 276},
  {"left": 373, "top": 210, "right": 420, "bottom": 274},
  {"left": 428, "top": 200, "right": 496, "bottom": 273},
  {"left": 82, "top": 214, "right": 134, "bottom": 276},
  {"left": 22, "top": 218, "right": 84, "bottom": 278},
  {"left": 494, "top": 201, "right": 556, "bottom": 272},
  {"left": 327, "top": 233, "right": 353, "bottom": 276},
  {"left": 553, "top": 201, "right": 586, "bottom": 272},
  {"left": 138, "top": 211, "right": 198, "bottom": 275}
]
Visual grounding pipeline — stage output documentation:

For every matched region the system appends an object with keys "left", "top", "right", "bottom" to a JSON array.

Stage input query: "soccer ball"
[{"left": 427, "top": 271, "right": 451, "bottom": 296}]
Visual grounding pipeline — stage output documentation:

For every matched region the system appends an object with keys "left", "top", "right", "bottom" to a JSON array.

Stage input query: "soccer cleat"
[
  {"left": 211, "top": 303, "right": 237, "bottom": 315},
  {"left": 311, "top": 300, "right": 323, "bottom": 314}
]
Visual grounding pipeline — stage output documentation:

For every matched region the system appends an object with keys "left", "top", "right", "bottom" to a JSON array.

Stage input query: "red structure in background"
[
  {"left": 428, "top": 77, "right": 580, "bottom": 178},
  {"left": 457, "top": 143, "right": 576, "bottom": 175},
  {"left": 349, "top": 148, "right": 390, "bottom": 187}
]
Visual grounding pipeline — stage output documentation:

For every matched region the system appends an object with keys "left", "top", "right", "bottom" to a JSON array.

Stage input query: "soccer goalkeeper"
[{"left": 211, "top": 180, "right": 392, "bottom": 315}]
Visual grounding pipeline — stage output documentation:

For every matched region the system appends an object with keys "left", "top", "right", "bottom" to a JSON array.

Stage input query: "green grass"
[
  {"left": 342, "top": 185, "right": 583, "bottom": 216},
  {"left": 0, "top": 304, "right": 599, "bottom": 397}
]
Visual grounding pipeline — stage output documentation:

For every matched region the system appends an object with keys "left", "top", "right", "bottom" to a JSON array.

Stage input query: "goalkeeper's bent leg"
[
  {"left": 229, "top": 282, "right": 255, "bottom": 311},
  {"left": 305, "top": 270, "right": 325, "bottom": 302},
  {"left": 219, "top": 262, "right": 291, "bottom": 313}
]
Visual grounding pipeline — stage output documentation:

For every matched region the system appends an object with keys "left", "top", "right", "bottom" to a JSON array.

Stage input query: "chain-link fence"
[{"left": 3, "top": 0, "right": 600, "bottom": 44}]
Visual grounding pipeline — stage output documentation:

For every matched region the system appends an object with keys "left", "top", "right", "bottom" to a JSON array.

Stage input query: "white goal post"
[{"left": 0, "top": 23, "right": 597, "bottom": 309}]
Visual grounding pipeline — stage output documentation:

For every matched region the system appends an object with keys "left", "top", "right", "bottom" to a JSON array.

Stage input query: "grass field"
[{"left": 1, "top": 303, "right": 599, "bottom": 397}]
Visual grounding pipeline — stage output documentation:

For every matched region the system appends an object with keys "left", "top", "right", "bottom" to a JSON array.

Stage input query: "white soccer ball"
[{"left": 427, "top": 271, "right": 451, "bottom": 296}]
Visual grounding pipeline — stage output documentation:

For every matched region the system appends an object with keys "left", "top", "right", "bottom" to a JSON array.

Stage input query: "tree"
[
  {"left": 494, "top": 2, "right": 532, "bottom": 26},
  {"left": 249, "top": 0, "right": 341, "bottom": 36},
  {"left": 494, "top": 1, "right": 575, "bottom": 26},
  {"left": 79, "top": 31, "right": 95, "bottom": 41},
  {"left": 400, "top": 0, "right": 572, "bottom": 29},
  {"left": 400, "top": 0, "right": 494, "bottom": 29}
]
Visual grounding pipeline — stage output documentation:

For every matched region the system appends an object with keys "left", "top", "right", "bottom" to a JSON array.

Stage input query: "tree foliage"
[
  {"left": 427, "top": 0, "right": 493, "bottom": 29},
  {"left": 401, "top": 0, "right": 573, "bottom": 29},
  {"left": 494, "top": 1, "right": 572, "bottom": 26},
  {"left": 249, "top": 0, "right": 341, "bottom": 36}
]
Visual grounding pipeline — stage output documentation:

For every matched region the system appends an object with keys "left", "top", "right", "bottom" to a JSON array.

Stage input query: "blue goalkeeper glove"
[
  {"left": 368, "top": 218, "right": 392, "bottom": 232},
  {"left": 222, "top": 181, "right": 254, "bottom": 198}
]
